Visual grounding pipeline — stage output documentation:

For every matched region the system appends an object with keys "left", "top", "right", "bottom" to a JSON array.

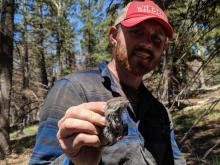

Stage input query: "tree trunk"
[
  {"left": 56, "top": 30, "right": 63, "bottom": 78},
  {"left": 67, "top": 51, "right": 76, "bottom": 70},
  {"left": 22, "top": 3, "right": 29, "bottom": 90},
  {"left": 0, "top": 0, "right": 14, "bottom": 159},
  {"left": 20, "top": 0, "right": 29, "bottom": 135},
  {"left": 37, "top": 2, "right": 48, "bottom": 86},
  {"left": 159, "top": 41, "right": 174, "bottom": 106},
  {"left": 199, "top": 69, "right": 206, "bottom": 88}
]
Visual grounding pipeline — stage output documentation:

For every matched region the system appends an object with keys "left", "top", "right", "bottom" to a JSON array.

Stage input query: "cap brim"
[{"left": 120, "top": 16, "right": 173, "bottom": 39}]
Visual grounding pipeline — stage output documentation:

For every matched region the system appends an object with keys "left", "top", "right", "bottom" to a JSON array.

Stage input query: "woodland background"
[{"left": 0, "top": 0, "right": 220, "bottom": 164}]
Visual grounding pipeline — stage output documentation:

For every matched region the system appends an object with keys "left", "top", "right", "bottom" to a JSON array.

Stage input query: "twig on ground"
[{"left": 202, "top": 139, "right": 220, "bottom": 160}]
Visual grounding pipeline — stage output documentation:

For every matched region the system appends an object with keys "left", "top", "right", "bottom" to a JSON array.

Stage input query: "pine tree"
[{"left": 0, "top": 0, "right": 15, "bottom": 159}]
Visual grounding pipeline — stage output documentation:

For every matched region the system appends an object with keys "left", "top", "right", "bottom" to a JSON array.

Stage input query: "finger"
[
  {"left": 81, "top": 102, "right": 107, "bottom": 115},
  {"left": 67, "top": 102, "right": 106, "bottom": 116},
  {"left": 58, "top": 116, "right": 65, "bottom": 128},
  {"left": 73, "top": 133, "right": 101, "bottom": 154},
  {"left": 57, "top": 118, "right": 102, "bottom": 138},
  {"left": 58, "top": 133, "right": 101, "bottom": 157},
  {"left": 59, "top": 102, "right": 106, "bottom": 128},
  {"left": 65, "top": 107, "right": 106, "bottom": 126}
]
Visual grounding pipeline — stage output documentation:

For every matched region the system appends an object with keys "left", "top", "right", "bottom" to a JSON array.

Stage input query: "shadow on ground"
[{"left": 10, "top": 134, "right": 36, "bottom": 154}]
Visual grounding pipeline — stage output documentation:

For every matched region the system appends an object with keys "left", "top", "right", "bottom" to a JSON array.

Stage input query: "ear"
[
  {"left": 163, "top": 39, "right": 169, "bottom": 50},
  {"left": 109, "top": 26, "right": 118, "bottom": 46}
]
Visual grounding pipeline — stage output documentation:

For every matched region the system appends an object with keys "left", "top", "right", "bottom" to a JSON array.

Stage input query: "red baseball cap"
[{"left": 115, "top": 0, "right": 173, "bottom": 39}]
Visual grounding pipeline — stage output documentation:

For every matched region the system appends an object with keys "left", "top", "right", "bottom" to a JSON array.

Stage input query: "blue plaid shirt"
[{"left": 29, "top": 61, "right": 186, "bottom": 165}]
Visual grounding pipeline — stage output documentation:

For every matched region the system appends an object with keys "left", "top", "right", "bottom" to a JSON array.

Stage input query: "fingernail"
[
  {"left": 101, "top": 117, "right": 106, "bottom": 124},
  {"left": 102, "top": 103, "right": 107, "bottom": 112}
]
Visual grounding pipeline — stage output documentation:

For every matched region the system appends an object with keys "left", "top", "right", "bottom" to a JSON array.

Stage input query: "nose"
[{"left": 142, "top": 32, "right": 153, "bottom": 49}]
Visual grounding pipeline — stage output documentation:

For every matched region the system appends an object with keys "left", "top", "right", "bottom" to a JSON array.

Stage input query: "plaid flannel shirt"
[{"left": 29, "top": 61, "right": 186, "bottom": 165}]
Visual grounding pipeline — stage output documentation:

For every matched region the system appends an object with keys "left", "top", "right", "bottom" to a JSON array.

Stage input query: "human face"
[{"left": 112, "top": 20, "right": 167, "bottom": 76}]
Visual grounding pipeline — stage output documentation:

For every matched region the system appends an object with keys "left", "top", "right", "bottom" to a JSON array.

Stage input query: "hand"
[{"left": 57, "top": 102, "right": 106, "bottom": 165}]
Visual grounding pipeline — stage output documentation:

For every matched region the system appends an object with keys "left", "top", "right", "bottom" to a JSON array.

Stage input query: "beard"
[{"left": 113, "top": 42, "right": 157, "bottom": 77}]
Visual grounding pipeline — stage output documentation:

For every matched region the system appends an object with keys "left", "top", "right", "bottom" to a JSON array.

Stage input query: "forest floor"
[
  {"left": 0, "top": 88, "right": 219, "bottom": 165},
  {"left": 173, "top": 87, "right": 220, "bottom": 165}
]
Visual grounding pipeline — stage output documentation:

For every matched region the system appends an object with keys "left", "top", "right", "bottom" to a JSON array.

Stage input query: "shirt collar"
[
  {"left": 99, "top": 61, "right": 121, "bottom": 94},
  {"left": 98, "top": 61, "right": 150, "bottom": 97}
]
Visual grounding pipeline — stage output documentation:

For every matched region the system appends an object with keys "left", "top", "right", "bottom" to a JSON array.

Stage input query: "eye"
[
  {"left": 151, "top": 34, "right": 163, "bottom": 44},
  {"left": 127, "top": 28, "right": 144, "bottom": 37}
]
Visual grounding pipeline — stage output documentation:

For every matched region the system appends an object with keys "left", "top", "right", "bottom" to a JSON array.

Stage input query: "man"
[{"left": 29, "top": 0, "right": 186, "bottom": 164}]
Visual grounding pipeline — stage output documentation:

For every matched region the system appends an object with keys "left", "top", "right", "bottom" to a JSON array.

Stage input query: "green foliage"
[
  {"left": 211, "top": 157, "right": 220, "bottom": 165},
  {"left": 79, "top": 0, "right": 105, "bottom": 67},
  {"left": 10, "top": 125, "right": 38, "bottom": 154},
  {"left": 78, "top": 0, "right": 135, "bottom": 68},
  {"left": 10, "top": 125, "right": 38, "bottom": 140},
  {"left": 168, "top": 0, "right": 220, "bottom": 59},
  {"left": 160, "top": 0, "right": 220, "bottom": 93}
]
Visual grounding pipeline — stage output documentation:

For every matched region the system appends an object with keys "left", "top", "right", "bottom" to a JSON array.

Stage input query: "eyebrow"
[
  {"left": 126, "top": 25, "right": 166, "bottom": 36},
  {"left": 154, "top": 28, "right": 166, "bottom": 34}
]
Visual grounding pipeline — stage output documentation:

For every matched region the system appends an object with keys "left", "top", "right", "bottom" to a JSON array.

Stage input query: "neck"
[{"left": 107, "top": 60, "right": 143, "bottom": 89}]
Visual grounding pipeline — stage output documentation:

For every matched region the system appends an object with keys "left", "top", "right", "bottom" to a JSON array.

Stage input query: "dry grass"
[{"left": 0, "top": 149, "right": 32, "bottom": 165}]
